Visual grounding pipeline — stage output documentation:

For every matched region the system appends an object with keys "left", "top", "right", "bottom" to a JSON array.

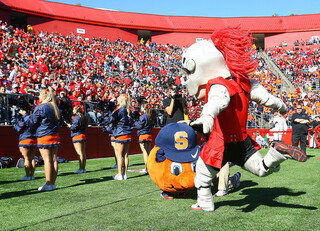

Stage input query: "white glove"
[
  {"left": 190, "top": 114, "right": 213, "bottom": 134},
  {"left": 177, "top": 119, "right": 192, "bottom": 125}
]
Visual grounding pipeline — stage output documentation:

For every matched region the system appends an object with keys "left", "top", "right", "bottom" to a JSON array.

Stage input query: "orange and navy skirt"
[
  {"left": 72, "top": 134, "right": 86, "bottom": 143},
  {"left": 114, "top": 134, "right": 132, "bottom": 143},
  {"left": 37, "top": 132, "right": 61, "bottom": 148},
  {"left": 138, "top": 134, "right": 152, "bottom": 143},
  {"left": 110, "top": 136, "right": 116, "bottom": 142},
  {"left": 19, "top": 138, "right": 37, "bottom": 148}
]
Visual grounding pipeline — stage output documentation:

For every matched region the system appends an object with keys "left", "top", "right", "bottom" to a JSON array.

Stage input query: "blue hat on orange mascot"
[
  {"left": 155, "top": 123, "right": 200, "bottom": 163},
  {"left": 147, "top": 123, "right": 200, "bottom": 193}
]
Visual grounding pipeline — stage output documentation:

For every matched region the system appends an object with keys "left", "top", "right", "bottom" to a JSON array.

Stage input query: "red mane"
[{"left": 211, "top": 26, "right": 258, "bottom": 82}]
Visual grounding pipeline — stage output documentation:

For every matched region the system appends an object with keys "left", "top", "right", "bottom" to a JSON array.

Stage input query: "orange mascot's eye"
[{"left": 170, "top": 162, "right": 183, "bottom": 176}]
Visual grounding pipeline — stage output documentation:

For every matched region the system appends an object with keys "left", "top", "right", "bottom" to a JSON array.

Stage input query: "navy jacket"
[
  {"left": 100, "top": 111, "right": 114, "bottom": 136},
  {"left": 109, "top": 107, "right": 133, "bottom": 137},
  {"left": 134, "top": 113, "right": 153, "bottom": 136},
  {"left": 12, "top": 114, "right": 36, "bottom": 141},
  {"left": 29, "top": 103, "right": 60, "bottom": 137},
  {"left": 70, "top": 115, "right": 86, "bottom": 138}
]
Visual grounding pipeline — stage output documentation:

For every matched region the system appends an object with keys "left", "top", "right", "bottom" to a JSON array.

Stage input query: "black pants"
[{"left": 292, "top": 133, "right": 308, "bottom": 153}]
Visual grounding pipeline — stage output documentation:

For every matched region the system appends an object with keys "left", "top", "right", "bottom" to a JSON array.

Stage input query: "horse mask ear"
[{"left": 156, "top": 148, "right": 166, "bottom": 162}]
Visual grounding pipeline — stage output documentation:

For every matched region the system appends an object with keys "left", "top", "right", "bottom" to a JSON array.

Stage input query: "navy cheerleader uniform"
[
  {"left": 29, "top": 103, "right": 60, "bottom": 148},
  {"left": 109, "top": 107, "right": 133, "bottom": 143},
  {"left": 70, "top": 115, "right": 86, "bottom": 143},
  {"left": 12, "top": 114, "right": 37, "bottom": 147},
  {"left": 134, "top": 112, "right": 153, "bottom": 143}
]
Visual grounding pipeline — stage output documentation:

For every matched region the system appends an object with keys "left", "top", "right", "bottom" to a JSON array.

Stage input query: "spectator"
[
  {"left": 162, "top": 85, "right": 188, "bottom": 125},
  {"left": 38, "top": 57, "right": 49, "bottom": 74},
  {"left": 0, "top": 85, "right": 8, "bottom": 123},
  {"left": 23, "top": 86, "right": 35, "bottom": 110},
  {"left": 255, "top": 131, "right": 268, "bottom": 148},
  {"left": 247, "top": 113, "right": 255, "bottom": 128},
  {"left": 291, "top": 105, "right": 310, "bottom": 153},
  {"left": 7, "top": 83, "right": 21, "bottom": 120},
  {"left": 212, "top": 163, "right": 241, "bottom": 197},
  {"left": 9, "top": 64, "right": 19, "bottom": 83},
  {"left": 58, "top": 90, "right": 72, "bottom": 125},
  {"left": 309, "top": 116, "right": 320, "bottom": 148},
  {"left": 269, "top": 111, "right": 288, "bottom": 141},
  {"left": 85, "top": 94, "right": 101, "bottom": 125}
]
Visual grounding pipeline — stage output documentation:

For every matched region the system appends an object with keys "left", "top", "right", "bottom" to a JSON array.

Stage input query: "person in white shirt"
[
  {"left": 269, "top": 111, "right": 288, "bottom": 141},
  {"left": 255, "top": 131, "right": 267, "bottom": 148},
  {"left": 9, "top": 64, "right": 18, "bottom": 83}
]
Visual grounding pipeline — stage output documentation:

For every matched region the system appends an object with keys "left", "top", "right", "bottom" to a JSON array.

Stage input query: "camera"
[
  {"left": 173, "top": 93, "right": 182, "bottom": 100},
  {"left": 175, "top": 86, "right": 181, "bottom": 94},
  {"left": 173, "top": 86, "right": 182, "bottom": 100}
]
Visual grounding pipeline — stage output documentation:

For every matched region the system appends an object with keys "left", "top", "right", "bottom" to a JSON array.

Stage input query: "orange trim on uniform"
[
  {"left": 139, "top": 134, "right": 152, "bottom": 142},
  {"left": 110, "top": 136, "right": 116, "bottom": 142},
  {"left": 19, "top": 138, "right": 37, "bottom": 146},
  {"left": 115, "top": 134, "right": 132, "bottom": 143},
  {"left": 72, "top": 134, "right": 86, "bottom": 143},
  {"left": 37, "top": 132, "right": 60, "bottom": 147}
]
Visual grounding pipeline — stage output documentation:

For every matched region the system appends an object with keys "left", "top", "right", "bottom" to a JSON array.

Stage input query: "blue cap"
[{"left": 155, "top": 123, "right": 200, "bottom": 163}]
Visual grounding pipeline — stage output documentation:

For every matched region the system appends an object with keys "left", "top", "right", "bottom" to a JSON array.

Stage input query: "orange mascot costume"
[{"left": 147, "top": 123, "right": 200, "bottom": 199}]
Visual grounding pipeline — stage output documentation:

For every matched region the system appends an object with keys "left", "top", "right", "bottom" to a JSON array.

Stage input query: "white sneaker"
[
  {"left": 112, "top": 174, "right": 123, "bottom": 180},
  {"left": 20, "top": 176, "right": 31, "bottom": 181},
  {"left": 38, "top": 184, "right": 56, "bottom": 191},
  {"left": 74, "top": 169, "right": 86, "bottom": 174},
  {"left": 122, "top": 174, "right": 127, "bottom": 180},
  {"left": 215, "top": 190, "right": 229, "bottom": 197},
  {"left": 140, "top": 169, "right": 148, "bottom": 174}
]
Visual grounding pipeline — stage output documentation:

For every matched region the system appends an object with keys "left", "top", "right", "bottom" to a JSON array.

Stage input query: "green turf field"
[{"left": 1, "top": 149, "right": 319, "bottom": 231}]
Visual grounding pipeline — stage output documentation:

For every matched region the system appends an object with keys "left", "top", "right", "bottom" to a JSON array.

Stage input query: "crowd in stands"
[
  {"left": 0, "top": 20, "right": 203, "bottom": 126},
  {"left": 265, "top": 46, "right": 320, "bottom": 124},
  {"left": 294, "top": 37, "right": 320, "bottom": 46},
  {"left": 0, "top": 19, "right": 319, "bottom": 130},
  {"left": 267, "top": 46, "right": 320, "bottom": 91}
]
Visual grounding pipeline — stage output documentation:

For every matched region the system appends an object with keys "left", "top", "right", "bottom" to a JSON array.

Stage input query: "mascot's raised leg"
[
  {"left": 191, "top": 157, "right": 218, "bottom": 212},
  {"left": 243, "top": 142, "right": 307, "bottom": 177}
]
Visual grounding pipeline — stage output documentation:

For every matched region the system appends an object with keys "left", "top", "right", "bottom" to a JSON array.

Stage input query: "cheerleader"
[
  {"left": 134, "top": 101, "right": 154, "bottom": 173},
  {"left": 13, "top": 108, "right": 37, "bottom": 181},
  {"left": 109, "top": 94, "right": 133, "bottom": 180},
  {"left": 67, "top": 106, "right": 88, "bottom": 173},
  {"left": 100, "top": 98, "right": 118, "bottom": 169},
  {"left": 29, "top": 87, "right": 61, "bottom": 191},
  {"left": 101, "top": 117, "right": 118, "bottom": 169}
]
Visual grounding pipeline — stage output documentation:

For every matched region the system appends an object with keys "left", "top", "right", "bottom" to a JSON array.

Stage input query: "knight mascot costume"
[{"left": 181, "top": 27, "right": 307, "bottom": 212}]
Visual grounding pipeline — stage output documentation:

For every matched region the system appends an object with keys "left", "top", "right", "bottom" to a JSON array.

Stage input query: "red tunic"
[{"left": 200, "top": 77, "right": 258, "bottom": 169}]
